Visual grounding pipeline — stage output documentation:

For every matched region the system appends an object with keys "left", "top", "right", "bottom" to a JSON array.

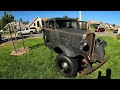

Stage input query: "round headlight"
[
  {"left": 80, "top": 40, "right": 87, "bottom": 50},
  {"left": 80, "top": 40, "right": 87, "bottom": 47}
]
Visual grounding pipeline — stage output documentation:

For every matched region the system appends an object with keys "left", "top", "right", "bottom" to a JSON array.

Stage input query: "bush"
[{"left": 90, "top": 24, "right": 99, "bottom": 29}]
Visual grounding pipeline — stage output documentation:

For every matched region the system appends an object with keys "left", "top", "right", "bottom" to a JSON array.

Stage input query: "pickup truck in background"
[{"left": 17, "top": 27, "right": 37, "bottom": 35}]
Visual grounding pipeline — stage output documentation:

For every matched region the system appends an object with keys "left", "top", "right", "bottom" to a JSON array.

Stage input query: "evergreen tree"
[
  {"left": 1, "top": 11, "right": 14, "bottom": 30},
  {"left": 63, "top": 15, "right": 69, "bottom": 18},
  {"left": 112, "top": 24, "right": 116, "bottom": 27},
  {"left": 1, "top": 11, "right": 7, "bottom": 29},
  {"left": 0, "top": 20, "right": 1, "bottom": 30},
  {"left": 26, "top": 20, "right": 29, "bottom": 24},
  {"left": 90, "top": 24, "right": 99, "bottom": 29}
]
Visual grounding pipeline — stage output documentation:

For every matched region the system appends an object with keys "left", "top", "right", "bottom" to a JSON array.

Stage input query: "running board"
[{"left": 77, "top": 56, "right": 110, "bottom": 78}]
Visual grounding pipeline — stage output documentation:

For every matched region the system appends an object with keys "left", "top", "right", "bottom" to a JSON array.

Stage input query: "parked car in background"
[
  {"left": 113, "top": 30, "right": 118, "bottom": 33},
  {"left": 17, "top": 27, "right": 37, "bottom": 35},
  {"left": 0, "top": 30, "right": 4, "bottom": 34},
  {"left": 95, "top": 28, "right": 105, "bottom": 32}
]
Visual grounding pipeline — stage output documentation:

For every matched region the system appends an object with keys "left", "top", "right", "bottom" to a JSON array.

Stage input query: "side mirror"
[{"left": 96, "top": 37, "right": 107, "bottom": 47}]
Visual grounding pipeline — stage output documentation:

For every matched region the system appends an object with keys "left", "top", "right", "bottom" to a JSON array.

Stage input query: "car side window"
[
  {"left": 30, "top": 27, "right": 35, "bottom": 29},
  {"left": 56, "top": 20, "right": 66, "bottom": 28},
  {"left": 26, "top": 28, "right": 28, "bottom": 30},
  {"left": 45, "top": 21, "right": 49, "bottom": 28},
  {"left": 49, "top": 21, "right": 54, "bottom": 28}
]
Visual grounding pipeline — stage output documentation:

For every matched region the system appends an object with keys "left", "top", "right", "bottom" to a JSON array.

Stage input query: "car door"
[
  {"left": 47, "top": 20, "right": 60, "bottom": 43},
  {"left": 25, "top": 28, "right": 30, "bottom": 34},
  {"left": 54, "top": 28, "right": 60, "bottom": 43}
]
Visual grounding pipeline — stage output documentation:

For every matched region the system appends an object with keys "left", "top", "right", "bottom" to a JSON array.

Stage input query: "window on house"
[
  {"left": 30, "top": 27, "right": 36, "bottom": 30},
  {"left": 37, "top": 21, "right": 40, "bottom": 27},
  {"left": 45, "top": 21, "right": 49, "bottom": 28},
  {"left": 34, "top": 23, "right": 36, "bottom": 26},
  {"left": 42, "top": 20, "right": 44, "bottom": 28},
  {"left": 14, "top": 26, "right": 16, "bottom": 29}
]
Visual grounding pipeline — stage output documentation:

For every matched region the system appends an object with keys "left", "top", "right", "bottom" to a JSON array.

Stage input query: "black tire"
[{"left": 56, "top": 54, "right": 78, "bottom": 77}]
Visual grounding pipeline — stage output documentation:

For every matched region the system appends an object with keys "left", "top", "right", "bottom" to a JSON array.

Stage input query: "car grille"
[{"left": 83, "top": 33, "right": 95, "bottom": 59}]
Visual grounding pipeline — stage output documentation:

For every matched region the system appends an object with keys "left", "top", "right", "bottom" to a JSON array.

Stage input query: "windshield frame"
[{"left": 55, "top": 19, "right": 80, "bottom": 29}]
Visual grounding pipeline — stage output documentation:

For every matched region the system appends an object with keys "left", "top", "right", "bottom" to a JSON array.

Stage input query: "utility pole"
[
  {"left": 79, "top": 11, "right": 82, "bottom": 29},
  {"left": 79, "top": 11, "right": 82, "bottom": 21}
]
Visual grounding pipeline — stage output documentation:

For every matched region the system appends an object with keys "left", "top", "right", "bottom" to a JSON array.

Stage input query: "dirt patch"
[{"left": 10, "top": 47, "right": 30, "bottom": 56}]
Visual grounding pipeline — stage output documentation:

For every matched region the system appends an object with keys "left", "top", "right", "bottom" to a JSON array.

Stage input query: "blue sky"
[{"left": 0, "top": 11, "right": 120, "bottom": 25}]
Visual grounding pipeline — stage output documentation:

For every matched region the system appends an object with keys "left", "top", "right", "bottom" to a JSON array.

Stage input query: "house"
[
  {"left": 41, "top": 18, "right": 49, "bottom": 22},
  {"left": 28, "top": 17, "right": 43, "bottom": 32},
  {"left": 104, "top": 23, "right": 115, "bottom": 30},
  {"left": 87, "top": 20, "right": 100, "bottom": 24},
  {"left": 41, "top": 18, "right": 49, "bottom": 27},
  {"left": 104, "top": 23, "right": 111, "bottom": 29},
  {"left": 98, "top": 22, "right": 105, "bottom": 28},
  {"left": 109, "top": 24, "right": 114, "bottom": 30},
  {"left": 114, "top": 25, "right": 120, "bottom": 30},
  {"left": 4, "top": 21, "right": 26, "bottom": 31},
  {"left": 87, "top": 20, "right": 101, "bottom": 29}
]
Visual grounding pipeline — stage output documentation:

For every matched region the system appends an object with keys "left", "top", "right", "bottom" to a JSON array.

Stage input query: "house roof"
[
  {"left": 29, "top": 16, "right": 41, "bottom": 27},
  {"left": 45, "top": 18, "right": 77, "bottom": 22},
  {"left": 87, "top": 20, "right": 100, "bottom": 24},
  {"left": 41, "top": 18, "right": 49, "bottom": 22},
  {"left": 4, "top": 21, "right": 25, "bottom": 30},
  {"left": 4, "top": 23, "right": 10, "bottom": 29}
]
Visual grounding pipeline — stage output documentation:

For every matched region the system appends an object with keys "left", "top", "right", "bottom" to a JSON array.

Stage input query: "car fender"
[
  {"left": 56, "top": 43, "right": 81, "bottom": 57},
  {"left": 93, "top": 38, "right": 107, "bottom": 60}
]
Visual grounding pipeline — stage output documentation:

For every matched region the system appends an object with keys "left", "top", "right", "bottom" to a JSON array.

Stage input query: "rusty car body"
[{"left": 42, "top": 18, "right": 109, "bottom": 77}]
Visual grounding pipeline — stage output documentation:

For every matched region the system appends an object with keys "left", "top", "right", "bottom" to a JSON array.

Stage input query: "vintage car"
[{"left": 42, "top": 18, "right": 109, "bottom": 77}]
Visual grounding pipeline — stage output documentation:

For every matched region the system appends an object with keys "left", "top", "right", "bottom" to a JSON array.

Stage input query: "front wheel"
[{"left": 56, "top": 54, "right": 78, "bottom": 77}]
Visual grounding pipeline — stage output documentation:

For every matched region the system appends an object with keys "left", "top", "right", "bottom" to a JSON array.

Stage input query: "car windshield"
[{"left": 56, "top": 20, "right": 79, "bottom": 29}]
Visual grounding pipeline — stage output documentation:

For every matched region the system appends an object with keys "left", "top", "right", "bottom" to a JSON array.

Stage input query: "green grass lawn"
[{"left": 0, "top": 36, "right": 120, "bottom": 79}]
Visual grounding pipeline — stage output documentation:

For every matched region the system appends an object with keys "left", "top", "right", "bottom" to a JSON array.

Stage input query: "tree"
[
  {"left": 63, "top": 15, "right": 68, "bottom": 18},
  {"left": 1, "top": 11, "right": 14, "bottom": 30},
  {"left": 0, "top": 20, "right": 1, "bottom": 30},
  {"left": 20, "top": 18, "right": 23, "bottom": 22},
  {"left": 76, "top": 18, "right": 79, "bottom": 20},
  {"left": 22, "top": 20, "right": 29, "bottom": 25},
  {"left": 8, "top": 11, "right": 14, "bottom": 22},
  {"left": 26, "top": 20, "right": 29, "bottom": 24},
  {"left": 90, "top": 24, "right": 99, "bottom": 29},
  {"left": 112, "top": 24, "right": 116, "bottom": 27},
  {"left": 1, "top": 11, "right": 7, "bottom": 29}
]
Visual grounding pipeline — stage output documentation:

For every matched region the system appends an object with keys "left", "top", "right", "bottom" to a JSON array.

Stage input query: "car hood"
[{"left": 59, "top": 28, "right": 89, "bottom": 36}]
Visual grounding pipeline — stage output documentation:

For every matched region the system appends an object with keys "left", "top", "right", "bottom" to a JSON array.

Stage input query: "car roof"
[{"left": 45, "top": 18, "right": 77, "bottom": 22}]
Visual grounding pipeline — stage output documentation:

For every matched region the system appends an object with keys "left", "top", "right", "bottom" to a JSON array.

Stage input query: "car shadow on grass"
[
  {"left": 28, "top": 43, "right": 44, "bottom": 49},
  {"left": 97, "top": 69, "right": 111, "bottom": 79}
]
